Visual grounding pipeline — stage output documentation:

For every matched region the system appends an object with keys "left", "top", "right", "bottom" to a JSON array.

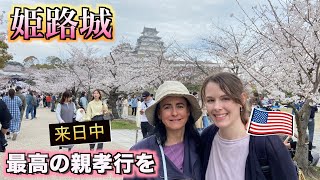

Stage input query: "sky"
[{"left": 0, "top": 0, "right": 265, "bottom": 63}]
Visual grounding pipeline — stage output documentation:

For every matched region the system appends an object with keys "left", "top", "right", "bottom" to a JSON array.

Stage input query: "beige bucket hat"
[{"left": 145, "top": 81, "right": 202, "bottom": 126}]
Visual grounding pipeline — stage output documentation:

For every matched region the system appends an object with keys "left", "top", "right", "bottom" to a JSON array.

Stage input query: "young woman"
[
  {"left": 3, "top": 89, "right": 22, "bottom": 140},
  {"left": 56, "top": 91, "right": 76, "bottom": 151},
  {"left": 200, "top": 72, "right": 297, "bottom": 180},
  {"left": 122, "top": 96, "right": 129, "bottom": 119},
  {"left": 85, "top": 89, "right": 109, "bottom": 151},
  {"left": 127, "top": 81, "right": 202, "bottom": 180}
]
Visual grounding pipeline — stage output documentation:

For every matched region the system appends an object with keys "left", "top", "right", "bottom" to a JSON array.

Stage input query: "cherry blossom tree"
[
  {"left": 94, "top": 43, "right": 181, "bottom": 118},
  {"left": 27, "top": 42, "right": 185, "bottom": 118}
]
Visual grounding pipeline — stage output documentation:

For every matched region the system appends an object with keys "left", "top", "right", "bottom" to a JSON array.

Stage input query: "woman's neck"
[
  {"left": 219, "top": 119, "right": 247, "bottom": 140},
  {"left": 165, "top": 128, "right": 185, "bottom": 146},
  {"left": 94, "top": 99, "right": 100, "bottom": 102}
]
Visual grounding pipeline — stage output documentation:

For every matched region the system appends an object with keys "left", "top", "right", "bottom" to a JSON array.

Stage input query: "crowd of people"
[{"left": 1, "top": 71, "right": 320, "bottom": 179}]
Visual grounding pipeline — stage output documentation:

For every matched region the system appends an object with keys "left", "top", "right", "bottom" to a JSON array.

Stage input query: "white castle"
[{"left": 134, "top": 27, "right": 165, "bottom": 56}]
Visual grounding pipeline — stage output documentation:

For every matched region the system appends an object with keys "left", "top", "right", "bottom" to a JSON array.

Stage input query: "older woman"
[{"left": 127, "top": 81, "right": 202, "bottom": 180}]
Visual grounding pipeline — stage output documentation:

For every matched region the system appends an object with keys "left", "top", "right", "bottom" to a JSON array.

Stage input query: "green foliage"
[
  {"left": 0, "top": 41, "right": 13, "bottom": 69},
  {"left": 23, "top": 56, "right": 38, "bottom": 66},
  {"left": 46, "top": 56, "right": 62, "bottom": 65},
  {"left": 184, "top": 83, "right": 202, "bottom": 93},
  {"left": 111, "top": 120, "right": 137, "bottom": 130},
  {"left": 24, "top": 79, "right": 36, "bottom": 86},
  {"left": 28, "top": 56, "right": 63, "bottom": 69}
]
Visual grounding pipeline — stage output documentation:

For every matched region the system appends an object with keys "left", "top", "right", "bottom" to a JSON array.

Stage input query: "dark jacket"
[
  {"left": 201, "top": 125, "right": 298, "bottom": 180},
  {"left": 310, "top": 106, "right": 318, "bottom": 119},
  {"left": 0, "top": 99, "right": 11, "bottom": 130},
  {"left": 0, "top": 99, "right": 11, "bottom": 152},
  {"left": 126, "top": 135, "right": 201, "bottom": 180},
  {"left": 16, "top": 91, "right": 26, "bottom": 111}
]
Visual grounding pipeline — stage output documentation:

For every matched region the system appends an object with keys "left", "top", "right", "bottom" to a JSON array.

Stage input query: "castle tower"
[{"left": 134, "top": 27, "right": 165, "bottom": 56}]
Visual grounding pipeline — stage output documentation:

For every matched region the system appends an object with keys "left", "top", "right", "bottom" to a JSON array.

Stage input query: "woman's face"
[
  {"left": 93, "top": 91, "right": 100, "bottom": 100},
  {"left": 158, "top": 96, "right": 190, "bottom": 132},
  {"left": 204, "top": 82, "right": 242, "bottom": 130}
]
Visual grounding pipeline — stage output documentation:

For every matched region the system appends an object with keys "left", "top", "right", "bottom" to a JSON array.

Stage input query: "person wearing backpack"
[{"left": 200, "top": 72, "right": 297, "bottom": 180}]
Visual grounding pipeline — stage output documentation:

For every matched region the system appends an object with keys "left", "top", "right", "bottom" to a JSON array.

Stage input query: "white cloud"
[{"left": 1, "top": 0, "right": 268, "bottom": 62}]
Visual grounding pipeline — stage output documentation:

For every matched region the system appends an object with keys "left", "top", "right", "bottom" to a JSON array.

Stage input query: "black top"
[
  {"left": 310, "top": 106, "right": 318, "bottom": 119},
  {"left": 0, "top": 99, "right": 11, "bottom": 129}
]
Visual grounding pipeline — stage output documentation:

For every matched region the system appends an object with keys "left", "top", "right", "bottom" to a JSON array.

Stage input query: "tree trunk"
[
  {"left": 294, "top": 100, "right": 311, "bottom": 174},
  {"left": 108, "top": 87, "right": 120, "bottom": 119}
]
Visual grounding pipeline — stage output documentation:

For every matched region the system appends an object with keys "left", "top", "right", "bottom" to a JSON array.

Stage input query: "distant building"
[
  {"left": 2, "top": 61, "right": 24, "bottom": 72},
  {"left": 134, "top": 27, "right": 165, "bottom": 56},
  {"left": 0, "top": 61, "right": 27, "bottom": 90}
]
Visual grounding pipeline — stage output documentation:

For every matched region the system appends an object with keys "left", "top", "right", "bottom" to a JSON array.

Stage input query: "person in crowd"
[
  {"left": 0, "top": 99, "right": 11, "bottom": 152},
  {"left": 140, "top": 91, "right": 155, "bottom": 139},
  {"left": 126, "top": 81, "right": 202, "bottom": 179},
  {"left": 25, "top": 91, "right": 35, "bottom": 120},
  {"left": 135, "top": 97, "right": 142, "bottom": 128},
  {"left": 85, "top": 89, "right": 109, "bottom": 151},
  {"left": 46, "top": 94, "right": 51, "bottom": 108},
  {"left": 32, "top": 92, "right": 39, "bottom": 119},
  {"left": 308, "top": 105, "right": 318, "bottom": 148},
  {"left": 200, "top": 72, "right": 297, "bottom": 180},
  {"left": 3, "top": 89, "right": 22, "bottom": 141},
  {"left": 42, "top": 95, "right": 46, "bottom": 108},
  {"left": 202, "top": 106, "right": 210, "bottom": 128},
  {"left": 39, "top": 94, "right": 44, "bottom": 108},
  {"left": 56, "top": 91, "right": 76, "bottom": 151},
  {"left": 15, "top": 86, "right": 25, "bottom": 130},
  {"left": 283, "top": 134, "right": 319, "bottom": 166},
  {"left": 122, "top": 96, "right": 129, "bottom": 119},
  {"left": 51, "top": 94, "right": 57, "bottom": 112},
  {"left": 131, "top": 95, "right": 138, "bottom": 116},
  {"left": 79, "top": 92, "right": 88, "bottom": 111}
]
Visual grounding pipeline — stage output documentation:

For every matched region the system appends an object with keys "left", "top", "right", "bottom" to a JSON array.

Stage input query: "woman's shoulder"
[
  {"left": 249, "top": 135, "right": 285, "bottom": 155},
  {"left": 88, "top": 100, "right": 96, "bottom": 105},
  {"left": 249, "top": 135, "right": 282, "bottom": 143},
  {"left": 201, "top": 124, "right": 219, "bottom": 138},
  {"left": 130, "top": 135, "right": 157, "bottom": 151}
]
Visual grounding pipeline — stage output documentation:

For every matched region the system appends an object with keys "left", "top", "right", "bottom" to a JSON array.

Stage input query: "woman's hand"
[{"left": 1, "top": 128, "right": 8, "bottom": 135}]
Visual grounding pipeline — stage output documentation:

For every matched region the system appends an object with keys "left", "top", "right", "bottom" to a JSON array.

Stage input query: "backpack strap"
[{"left": 253, "top": 136, "right": 272, "bottom": 179}]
